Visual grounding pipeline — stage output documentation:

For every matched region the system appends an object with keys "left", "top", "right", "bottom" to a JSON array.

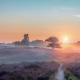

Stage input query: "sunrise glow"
[
  {"left": 64, "top": 38, "right": 67, "bottom": 41},
  {"left": 0, "top": 0, "right": 80, "bottom": 43}
]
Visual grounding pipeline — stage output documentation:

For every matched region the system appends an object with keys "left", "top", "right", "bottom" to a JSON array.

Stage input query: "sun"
[{"left": 64, "top": 38, "right": 67, "bottom": 41}]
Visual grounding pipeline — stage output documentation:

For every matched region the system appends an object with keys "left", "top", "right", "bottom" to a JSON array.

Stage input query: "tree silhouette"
[{"left": 45, "top": 37, "right": 61, "bottom": 49}]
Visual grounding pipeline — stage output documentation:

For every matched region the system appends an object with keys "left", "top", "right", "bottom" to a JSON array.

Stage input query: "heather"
[
  {"left": 64, "top": 62, "right": 80, "bottom": 78},
  {"left": 0, "top": 46, "right": 80, "bottom": 79},
  {"left": 0, "top": 61, "right": 59, "bottom": 80}
]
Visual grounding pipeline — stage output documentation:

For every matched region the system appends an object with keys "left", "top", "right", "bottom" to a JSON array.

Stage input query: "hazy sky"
[{"left": 0, "top": 0, "right": 80, "bottom": 43}]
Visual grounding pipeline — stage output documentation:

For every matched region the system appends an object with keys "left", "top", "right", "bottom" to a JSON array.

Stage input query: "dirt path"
[{"left": 55, "top": 64, "right": 66, "bottom": 80}]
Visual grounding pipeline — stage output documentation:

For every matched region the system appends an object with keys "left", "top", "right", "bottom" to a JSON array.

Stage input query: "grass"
[{"left": 72, "top": 76, "right": 80, "bottom": 80}]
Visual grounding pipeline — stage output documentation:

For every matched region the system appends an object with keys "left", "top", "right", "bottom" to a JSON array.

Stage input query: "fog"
[
  {"left": 0, "top": 45, "right": 80, "bottom": 65},
  {"left": 0, "top": 46, "right": 57, "bottom": 64}
]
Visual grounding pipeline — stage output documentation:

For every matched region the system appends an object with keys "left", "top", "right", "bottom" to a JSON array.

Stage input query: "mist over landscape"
[
  {"left": 0, "top": 0, "right": 80, "bottom": 80},
  {"left": 0, "top": 44, "right": 80, "bottom": 80}
]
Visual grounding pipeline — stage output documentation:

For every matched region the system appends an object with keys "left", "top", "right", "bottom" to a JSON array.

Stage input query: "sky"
[{"left": 0, "top": 0, "right": 80, "bottom": 43}]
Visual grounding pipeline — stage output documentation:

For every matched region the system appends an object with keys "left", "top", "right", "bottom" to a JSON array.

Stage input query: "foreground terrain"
[
  {"left": 0, "top": 46, "right": 80, "bottom": 80},
  {"left": 0, "top": 61, "right": 59, "bottom": 80}
]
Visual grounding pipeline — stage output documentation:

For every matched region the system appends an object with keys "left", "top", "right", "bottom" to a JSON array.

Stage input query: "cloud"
[{"left": 74, "top": 15, "right": 80, "bottom": 18}]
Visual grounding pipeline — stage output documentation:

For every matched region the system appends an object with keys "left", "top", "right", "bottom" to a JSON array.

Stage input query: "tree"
[{"left": 45, "top": 36, "right": 61, "bottom": 49}]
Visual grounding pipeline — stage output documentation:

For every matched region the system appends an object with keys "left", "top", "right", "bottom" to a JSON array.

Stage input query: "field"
[
  {"left": 0, "top": 46, "right": 80, "bottom": 80},
  {"left": 0, "top": 61, "right": 59, "bottom": 80},
  {"left": 0, "top": 46, "right": 60, "bottom": 80},
  {"left": 0, "top": 46, "right": 58, "bottom": 64}
]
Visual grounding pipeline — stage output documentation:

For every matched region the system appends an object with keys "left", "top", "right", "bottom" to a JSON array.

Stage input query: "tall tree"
[{"left": 45, "top": 37, "right": 61, "bottom": 49}]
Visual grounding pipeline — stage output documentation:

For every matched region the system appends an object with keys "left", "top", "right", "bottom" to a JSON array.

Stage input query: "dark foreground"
[{"left": 0, "top": 61, "right": 59, "bottom": 80}]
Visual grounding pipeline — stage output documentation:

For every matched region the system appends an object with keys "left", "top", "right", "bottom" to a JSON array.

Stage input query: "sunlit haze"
[{"left": 65, "top": 38, "right": 67, "bottom": 41}]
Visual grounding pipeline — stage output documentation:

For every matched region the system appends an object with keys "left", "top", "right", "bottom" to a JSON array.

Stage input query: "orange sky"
[
  {"left": 0, "top": 0, "right": 80, "bottom": 43},
  {"left": 0, "top": 21, "right": 80, "bottom": 43}
]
